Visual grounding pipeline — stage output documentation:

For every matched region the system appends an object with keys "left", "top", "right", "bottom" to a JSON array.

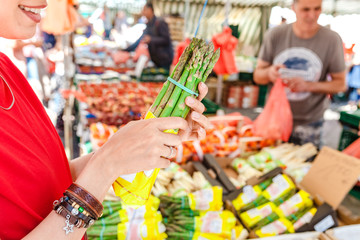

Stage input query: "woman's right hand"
[{"left": 92, "top": 117, "right": 188, "bottom": 179}]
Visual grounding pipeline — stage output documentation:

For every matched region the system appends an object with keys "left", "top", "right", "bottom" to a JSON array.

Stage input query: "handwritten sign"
[{"left": 300, "top": 147, "right": 360, "bottom": 209}]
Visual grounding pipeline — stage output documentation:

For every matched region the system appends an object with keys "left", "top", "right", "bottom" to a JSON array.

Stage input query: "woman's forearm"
[
  {"left": 69, "top": 153, "right": 95, "bottom": 181},
  {"left": 24, "top": 153, "right": 115, "bottom": 240}
]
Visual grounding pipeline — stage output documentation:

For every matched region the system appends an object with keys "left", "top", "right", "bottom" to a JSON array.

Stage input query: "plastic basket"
[
  {"left": 338, "top": 126, "right": 359, "bottom": 151},
  {"left": 340, "top": 109, "right": 360, "bottom": 129},
  {"left": 257, "top": 85, "right": 268, "bottom": 107},
  {"left": 202, "top": 98, "right": 221, "bottom": 115}
]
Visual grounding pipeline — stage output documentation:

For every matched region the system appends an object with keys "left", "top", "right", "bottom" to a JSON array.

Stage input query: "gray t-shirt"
[{"left": 259, "top": 23, "right": 345, "bottom": 126}]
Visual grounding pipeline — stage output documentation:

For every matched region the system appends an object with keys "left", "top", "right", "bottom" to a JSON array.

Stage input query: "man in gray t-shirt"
[{"left": 254, "top": 0, "right": 346, "bottom": 147}]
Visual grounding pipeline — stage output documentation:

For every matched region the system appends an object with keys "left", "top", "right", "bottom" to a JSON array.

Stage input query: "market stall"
[
  {"left": 69, "top": 35, "right": 360, "bottom": 239},
  {"left": 4, "top": 0, "right": 360, "bottom": 238}
]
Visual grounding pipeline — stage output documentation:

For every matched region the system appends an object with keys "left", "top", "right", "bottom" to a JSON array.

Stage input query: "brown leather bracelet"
[
  {"left": 64, "top": 191, "right": 99, "bottom": 220},
  {"left": 68, "top": 183, "right": 103, "bottom": 217}
]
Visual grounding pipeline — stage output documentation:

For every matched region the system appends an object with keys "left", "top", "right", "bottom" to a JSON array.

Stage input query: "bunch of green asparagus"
[
  {"left": 149, "top": 38, "right": 220, "bottom": 119},
  {"left": 160, "top": 195, "right": 199, "bottom": 239},
  {"left": 86, "top": 201, "right": 122, "bottom": 240}
]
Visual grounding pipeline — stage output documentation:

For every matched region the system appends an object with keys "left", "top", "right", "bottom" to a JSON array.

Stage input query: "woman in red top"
[{"left": 0, "top": 1, "right": 209, "bottom": 239}]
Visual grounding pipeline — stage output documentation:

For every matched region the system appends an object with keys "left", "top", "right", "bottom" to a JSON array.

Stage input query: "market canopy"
[
  {"left": 78, "top": 0, "right": 360, "bottom": 15},
  {"left": 283, "top": 0, "right": 360, "bottom": 15}
]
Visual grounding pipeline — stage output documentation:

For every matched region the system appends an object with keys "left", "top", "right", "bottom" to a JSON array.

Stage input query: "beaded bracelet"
[
  {"left": 61, "top": 200, "right": 95, "bottom": 227},
  {"left": 53, "top": 183, "right": 103, "bottom": 235}
]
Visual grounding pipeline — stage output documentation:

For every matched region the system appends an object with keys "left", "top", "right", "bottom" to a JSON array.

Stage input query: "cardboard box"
[
  {"left": 337, "top": 194, "right": 360, "bottom": 225},
  {"left": 325, "top": 224, "right": 360, "bottom": 240},
  {"left": 203, "top": 154, "right": 237, "bottom": 193},
  {"left": 181, "top": 154, "right": 238, "bottom": 196},
  {"left": 224, "top": 147, "right": 360, "bottom": 238},
  {"left": 251, "top": 232, "right": 330, "bottom": 240},
  {"left": 181, "top": 159, "right": 231, "bottom": 195}
]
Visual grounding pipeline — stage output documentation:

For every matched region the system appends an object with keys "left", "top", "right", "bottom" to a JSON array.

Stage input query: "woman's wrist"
[{"left": 74, "top": 153, "right": 116, "bottom": 202}]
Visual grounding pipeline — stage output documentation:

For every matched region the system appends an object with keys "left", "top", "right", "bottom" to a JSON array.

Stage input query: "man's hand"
[
  {"left": 268, "top": 64, "right": 286, "bottom": 83},
  {"left": 284, "top": 77, "right": 309, "bottom": 92},
  {"left": 143, "top": 35, "right": 151, "bottom": 44},
  {"left": 254, "top": 59, "right": 285, "bottom": 85}
]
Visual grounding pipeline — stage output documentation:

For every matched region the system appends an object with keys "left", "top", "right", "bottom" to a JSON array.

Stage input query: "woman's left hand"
[{"left": 178, "top": 82, "right": 211, "bottom": 141}]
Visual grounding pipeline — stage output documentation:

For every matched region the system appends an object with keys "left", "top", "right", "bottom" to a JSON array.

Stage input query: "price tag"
[{"left": 314, "top": 215, "right": 335, "bottom": 232}]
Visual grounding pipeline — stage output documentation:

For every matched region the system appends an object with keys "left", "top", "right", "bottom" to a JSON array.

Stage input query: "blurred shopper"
[
  {"left": 125, "top": 2, "right": 173, "bottom": 70},
  {"left": 114, "top": 10, "right": 128, "bottom": 34},
  {"left": 101, "top": 5, "right": 112, "bottom": 40},
  {"left": 254, "top": 0, "right": 346, "bottom": 148},
  {"left": 74, "top": 3, "right": 92, "bottom": 38}
]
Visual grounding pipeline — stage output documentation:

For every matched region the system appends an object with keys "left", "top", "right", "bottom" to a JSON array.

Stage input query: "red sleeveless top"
[{"left": 0, "top": 53, "right": 73, "bottom": 239}]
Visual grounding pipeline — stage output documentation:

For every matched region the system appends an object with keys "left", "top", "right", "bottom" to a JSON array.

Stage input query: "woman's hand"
[
  {"left": 84, "top": 83, "right": 210, "bottom": 182},
  {"left": 178, "top": 82, "right": 211, "bottom": 141},
  {"left": 92, "top": 117, "right": 188, "bottom": 179}
]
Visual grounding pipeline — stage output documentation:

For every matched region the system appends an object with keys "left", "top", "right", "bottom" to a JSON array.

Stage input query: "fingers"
[
  {"left": 186, "top": 96, "right": 205, "bottom": 114},
  {"left": 190, "top": 111, "right": 210, "bottom": 130},
  {"left": 159, "top": 131, "right": 182, "bottom": 146},
  {"left": 184, "top": 128, "right": 206, "bottom": 142},
  {"left": 150, "top": 158, "right": 171, "bottom": 170},
  {"left": 197, "top": 82, "right": 208, "bottom": 101},
  {"left": 160, "top": 145, "right": 177, "bottom": 159},
  {"left": 152, "top": 117, "right": 189, "bottom": 132},
  {"left": 269, "top": 66, "right": 281, "bottom": 82}
]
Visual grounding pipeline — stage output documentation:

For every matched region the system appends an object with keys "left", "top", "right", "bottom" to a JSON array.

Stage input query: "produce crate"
[
  {"left": 338, "top": 126, "right": 359, "bottom": 151},
  {"left": 339, "top": 109, "right": 360, "bottom": 129},
  {"left": 257, "top": 85, "right": 268, "bottom": 107},
  {"left": 238, "top": 72, "right": 253, "bottom": 82},
  {"left": 222, "top": 81, "right": 259, "bottom": 109},
  {"left": 139, "top": 67, "right": 169, "bottom": 82},
  {"left": 202, "top": 98, "right": 221, "bottom": 115}
]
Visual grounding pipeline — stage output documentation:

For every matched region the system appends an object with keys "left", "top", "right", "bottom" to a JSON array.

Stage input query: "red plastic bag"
[
  {"left": 253, "top": 79, "right": 293, "bottom": 142},
  {"left": 212, "top": 27, "right": 238, "bottom": 75},
  {"left": 343, "top": 138, "right": 360, "bottom": 159}
]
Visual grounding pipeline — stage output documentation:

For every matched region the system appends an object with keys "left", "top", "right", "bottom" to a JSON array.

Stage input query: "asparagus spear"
[
  {"left": 171, "top": 44, "right": 216, "bottom": 118},
  {"left": 149, "top": 38, "right": 198, "bottom": 114},
  {"left": 253, "top": 212, "right": 280, "bottom": 230},
  {"left": 159, "top": 45, "right": 206, "bottom": 117},
  {"left": 91, "top": 211, "right": 122, "bottom": 227},
  {"left": 153, "top": 39, "right": 201, "bottom": 116},
  {"left": 86, "top": 224, "right": 118, "bottom": 238},
  {"left": 179, "top": 48, "right": 221, "bottom": 119},
  {"left": 101, "top": 201, "right": 122, "bottom": 217}
]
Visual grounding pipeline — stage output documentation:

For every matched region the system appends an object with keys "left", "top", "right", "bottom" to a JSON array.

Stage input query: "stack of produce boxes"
[
  {"left": 87, "top": 196, "right": 167, "bottom": 239},
  {"left": 230, "top": 172, "right": 317, "bottom": 237},
  {"left": 160, "top": 187, "right": 248, "bottom": 240}
]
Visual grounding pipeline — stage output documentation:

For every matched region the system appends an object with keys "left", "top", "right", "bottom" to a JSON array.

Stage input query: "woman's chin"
[{"left": 2, "top": 27, "right": 36, "bottom": 40}]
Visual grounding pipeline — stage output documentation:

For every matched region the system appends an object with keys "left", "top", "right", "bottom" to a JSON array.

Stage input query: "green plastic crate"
[
  {"left": 338, "top": 126, "right": 359, "bottom": 151},
  {"left": 202, "top": 98, "right": 221, "bottom": 115},
  {"left": 340, "top": 109, "right": 360, "bottom": 129},
  {"left": 257, "top": 85, "right": 268, "bottom": 107},
  {"left": 238, "top": 72, "right": 253, "bottom": 81}
]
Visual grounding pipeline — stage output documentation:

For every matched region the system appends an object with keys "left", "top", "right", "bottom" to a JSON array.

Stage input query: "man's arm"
[
  {"left": 124, "top": 34, "right": 143, "bottom": 52},
  {"left": 253, "top": 59, "right": 285, "bottom": 85},
  {"left": 285, "top": 71, "right": 347, "bottom": 94}
]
